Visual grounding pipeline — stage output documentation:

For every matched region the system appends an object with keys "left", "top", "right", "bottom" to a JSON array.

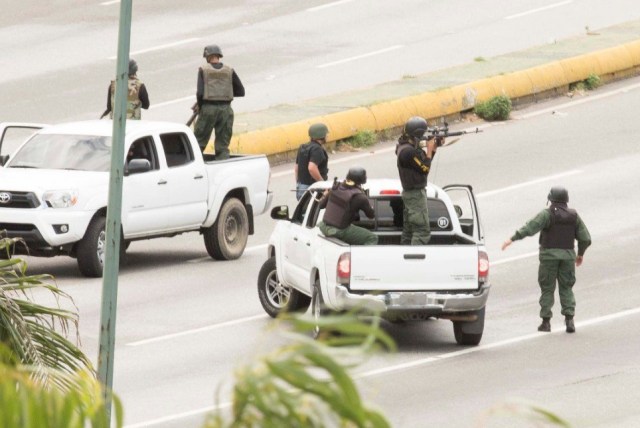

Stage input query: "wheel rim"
[
  {"left": 265, "top": 269, "right": 290, "bottom": 308},
  {"left": 97, "top": 229, "right": 106, "bottom": 266},
  {"left": 224, "top": 211, "right": 239, "bottom": 243}
]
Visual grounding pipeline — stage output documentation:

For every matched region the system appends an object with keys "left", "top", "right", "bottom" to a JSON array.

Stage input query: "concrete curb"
[{"left": 219, "top": 39, "right": 640, "bottom": 159}]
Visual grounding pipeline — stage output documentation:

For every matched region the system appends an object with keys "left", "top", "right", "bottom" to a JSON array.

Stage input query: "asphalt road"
[
  {"left": 2, "top": 0, "right": 640, "bottom": 123},
  {"left": 18, "top": 77, "right": 640, "bottom": 427},
  {"left": 4, "top": 2, "right": 640, "bottom": 426}
]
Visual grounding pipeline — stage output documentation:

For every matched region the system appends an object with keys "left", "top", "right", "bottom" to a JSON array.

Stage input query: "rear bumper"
[{"left": 334, "top": 283, "right": 490, "bottom": 314}]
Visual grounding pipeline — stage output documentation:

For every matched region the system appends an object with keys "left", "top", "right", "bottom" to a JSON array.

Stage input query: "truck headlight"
[{"left": 43, "top": 190, "right": 78, "bottom": 208}]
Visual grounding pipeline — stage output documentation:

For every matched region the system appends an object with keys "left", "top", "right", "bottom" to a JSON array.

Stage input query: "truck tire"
[
  {"left": 76, "top": 216, "right": 126, "bottom": 278},
  {"left": 257, "top": 256, "right": 310, "bottom": 318},
  {"left": 453, "top": 307, "right": 485, "bottom": 346},
  {"left": 311, "top": 278, "right": 330, "bottom": 340},
  {"left": 77, "top": 216, "right": 107, "bottom": 277},
  {"left": 204, "top": 198, "right": 248, "bottom": 260}
]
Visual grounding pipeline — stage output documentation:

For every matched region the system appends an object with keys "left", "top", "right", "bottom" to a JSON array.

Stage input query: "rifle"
[
  {"left": 186, "top": 102, "right": 199, "bottom": 127},
  {"left": 423, "top": 122, "right": 483, "bottom": 147},
  {"left": 99, "top": 109, "right": 110, "bottom": 119}
]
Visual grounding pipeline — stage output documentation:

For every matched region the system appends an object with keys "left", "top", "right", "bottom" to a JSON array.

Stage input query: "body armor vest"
[
  {"left": 323, "top": 184, "right": 362, "bottom": 229},
  {"left": 110, "top": 78, "right": 142, "bottom": 119},
  {"left": 539, "top": 203, "right": 578, "bottom": 249},
  {"left": 396, "top": 142, "right": 427, "bottom": 190},
  {"left": 202, "top": 62, "right": 234, "bottom": 101}
]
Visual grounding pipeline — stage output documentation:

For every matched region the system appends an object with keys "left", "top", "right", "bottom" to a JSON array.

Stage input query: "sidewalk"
[{"left": 224, "top": 19, "right": 640, "bottom": 163}]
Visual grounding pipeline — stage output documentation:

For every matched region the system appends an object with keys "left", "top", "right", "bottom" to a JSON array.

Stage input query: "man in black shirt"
[
  {"left": 396, "top": 116, "right": 442, "bottom": 245},
  {"left": 317, "top": 167, "right": 377, "bottom": 245},
  {"left": 294, "top": 123, "right": 329, "bottom": 200}
]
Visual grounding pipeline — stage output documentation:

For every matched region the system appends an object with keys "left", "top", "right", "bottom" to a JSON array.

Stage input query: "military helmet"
[
  {"left": 346, "top": 166, "right": 367, "bottom": 185},
  {"left": 203, "top": 44, "right": 223, "bottom": 58},
  {"left": 403, "top": 116, "right": 428, "bottom": 139},
  {"left": 128, "top": 59, "right": 138, "bottom": 76},
  {"left": 548, "top": 186, "right": 569, "bottom": 203},
  {"left": 308, "top": 123, "right": 329, "bottom": 140}
]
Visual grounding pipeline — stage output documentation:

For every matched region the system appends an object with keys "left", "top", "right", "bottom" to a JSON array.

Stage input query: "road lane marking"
[
  {"left": 124, "top": 305, "right": 640, "bottom": 427},
  {"left": 318, "top": 45, "right": 403, "bottom": 69},
  {"left": 491, "top": 251, "right": 538, "bottom": 266},
  {"left": 107, "top": 38, "right": 200, "bottom": 60},
  {"left": 514, "top": 81, "right": 640, "bottom": 119},
  {"left": 504, "top": 0, "right": 572, "bottom": 20},
  {"left": 307, "top": 0, "right": 356, "bottom": 12},
  {"left": 126, "top": 314, "right": 268, "bottom": 347},
  {"left": 149, "top": 95, "right": 194, "bottom": 110},
  {"left": 476, "top": 169, "right": 582, "bottom": 198},
  {"left": 100, "top": 0, "right": 120, "bottom": 5}
]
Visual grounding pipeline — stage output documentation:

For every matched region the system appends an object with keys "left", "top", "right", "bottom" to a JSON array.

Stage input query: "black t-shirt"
[{"left": 296, "top": 141, "right": 328, "bottom": 185}]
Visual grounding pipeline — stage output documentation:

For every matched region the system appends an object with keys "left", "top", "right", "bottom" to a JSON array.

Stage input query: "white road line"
[
  {"left": 476, "top": 169, "right": 582, "bottom": 198},
  {"left": 504, "top": 0, "right": 572, "bottom": 20},
  {"left": 107, "top": 38, "right": 200, "bottom": 60},
  {"left": 514, "top": 81, "right": 640, "bottom": 119},
  {"left": 318, "top": 45, "right": 403, "bottom": 69},
  {"left": 126, "top": 314, "right": 268, "bottom": 347},
  {"left": 307, "top": 0, "right": 356, "bottom": 12},
  {"left": 100, "top": 0, "right": 120, "bottom": 5},
  {"left": 124, "top": 306, "right": 640, "bottom": 428},
  {"left": 149, "top": 95, "right": 194, "bottom": 110},
  {"left": 491, "top": 251, "right": 538, "bottom": 266}
]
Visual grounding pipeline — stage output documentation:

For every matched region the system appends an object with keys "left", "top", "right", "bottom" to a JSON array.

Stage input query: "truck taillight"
[
  {"left": 478, "top": 250, "right": 489, "bottom": 285},
  {"left": 337, "top": 252, "right": 350, "bottom": 285}
]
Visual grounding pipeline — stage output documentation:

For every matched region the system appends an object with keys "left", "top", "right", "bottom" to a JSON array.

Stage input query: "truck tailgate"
[{"left": 349, "top": 245, "right": 479, "bottom": 291}]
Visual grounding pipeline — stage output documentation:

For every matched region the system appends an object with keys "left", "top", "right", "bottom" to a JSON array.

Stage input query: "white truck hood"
[{"left": 0, "top": 168, "right": 107, "bottom": 198}]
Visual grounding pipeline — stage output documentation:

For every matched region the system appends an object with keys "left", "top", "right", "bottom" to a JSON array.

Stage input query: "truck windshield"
[{"left": 8, "top": 134, "right": 112, "bottom": 171}]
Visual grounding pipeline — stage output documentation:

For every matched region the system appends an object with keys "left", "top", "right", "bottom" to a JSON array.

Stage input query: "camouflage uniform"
[{"left": 107, "top": 77, "right": 149, "bottom": 120}]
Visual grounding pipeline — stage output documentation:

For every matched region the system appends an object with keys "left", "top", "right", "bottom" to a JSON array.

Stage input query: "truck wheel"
[
  {"left": 453, "top": 307, "right": 485, "bottom": 346},
  {"left": 77, "top": 216, "right": 107, "bottom": 277},
  {"left": 76, "top": 217, "right": 126, "bottom": 278},
  {"left": 204, "top": 198, "right": 248, "bottom": 260},
  {"left": 311, "top": 278, "right": 330, "bottom": 340},
  {"left": 257, "top": 256, "right": 310, "bottom": 318}
]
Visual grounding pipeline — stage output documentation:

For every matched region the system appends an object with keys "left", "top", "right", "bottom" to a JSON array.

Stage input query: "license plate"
[{"left": 397, "top": 293, "right": 427, "bottom": 306}]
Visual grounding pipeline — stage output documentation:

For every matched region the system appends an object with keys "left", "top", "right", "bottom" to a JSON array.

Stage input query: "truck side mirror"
[
  {"left": 271, "top": 205, "right": 289, "bottom": 221},
  {"left": 0, "top": 155, "right": 8, "bottom": 166},
  {"left": 125, "top": 158, "right": 151, "bottom": 176}
]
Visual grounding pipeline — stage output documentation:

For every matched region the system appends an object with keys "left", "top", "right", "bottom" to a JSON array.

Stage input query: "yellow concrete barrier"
[{"left": 321, "top": 107, "right": 377, "bottom": 141}]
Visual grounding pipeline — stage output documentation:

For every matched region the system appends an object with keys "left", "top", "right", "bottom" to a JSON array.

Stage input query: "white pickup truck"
[
  {"left": 0, "top": 120, "right": 272, "bottom": 277},
  {"left": 257, "top": 179, "right": 490, "bottom": 345}
]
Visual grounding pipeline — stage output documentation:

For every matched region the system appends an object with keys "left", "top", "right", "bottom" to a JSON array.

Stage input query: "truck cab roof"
[
  {"left": 37, "top": 120, "right": 192, "bottom": 138},
  {"left": 308, "top": 178, "right": 442, "bottom": 199}
]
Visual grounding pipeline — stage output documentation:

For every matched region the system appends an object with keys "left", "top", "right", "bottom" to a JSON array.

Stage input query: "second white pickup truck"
[
  {"left": 0, "top": 120, "right": 272, "bottom": 277},
  {"left": 257, "top": 179, "right": 490, "bottom": 345}
]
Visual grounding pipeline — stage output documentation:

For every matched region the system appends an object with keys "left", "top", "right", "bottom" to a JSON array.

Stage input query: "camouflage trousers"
[
  {"left": 194, "top": 103, "right": 234, "bottom": 160},
  {"left": 401, "top": 188, "right": 431, "bottom": 245},
  {"left": 538, "top": 257, "right": 576, "bottom": 318},
  {"left": 318, "top": 221, "right": 378, "bottom": 246}
]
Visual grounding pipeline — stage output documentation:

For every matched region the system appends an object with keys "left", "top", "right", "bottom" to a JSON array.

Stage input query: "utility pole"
[{"left": 97, "top": 0, "right": 132, "bottom": 422}]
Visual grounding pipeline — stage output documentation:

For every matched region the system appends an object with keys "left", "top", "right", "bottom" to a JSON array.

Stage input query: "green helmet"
[
  {"left": 203, "top": 44, "right": 223, "bottom": 58},
  {"left": 128, "top": 59, "right": 138, "bottom": 76},
  {"left": 548, "top": 186, "right": 569, "bottom": 203},
  {"left": 403, "top": 116, "right": 428, "bottom": 139},
  {"left": 308, "top": 123, "right": 329, "bottom": 140}
]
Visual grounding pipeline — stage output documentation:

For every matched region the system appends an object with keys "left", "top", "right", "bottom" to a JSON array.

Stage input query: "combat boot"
[
  {"left": 538, "top": 317, "right": 551, "bottom": 332},
  {"left": 565, "top": 316, "right": 575, "bottom": 333}
]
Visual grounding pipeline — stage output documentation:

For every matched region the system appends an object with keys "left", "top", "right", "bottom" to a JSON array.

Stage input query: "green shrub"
[
  {"left": 584, "top": 73, "right": 601, "bottom": 90},
  {"left": 339, "top": 130, "right": 377, "bottom": 149},
  {"left": 474, "top": 95, "right": 512, "bottom": 121}
]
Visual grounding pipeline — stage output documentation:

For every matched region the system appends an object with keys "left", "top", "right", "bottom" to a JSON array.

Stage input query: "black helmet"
[
  {"left": 346, "top": 166, "right": 367, "bottom": 185},
  {"left": 203, "top": 44, "right": 223, "bottom": 58},
  {"left": 403, "top": 116, "right": 428, "bottom": 139},
  {"left": 548, "top": 186, "right": 569, "bottom": 203},
  {"left": 128, "top": 59, "right": 138, "bottom": 76},
  {"left": 308, "top": 123, "right": 329, "bottom": 140}
]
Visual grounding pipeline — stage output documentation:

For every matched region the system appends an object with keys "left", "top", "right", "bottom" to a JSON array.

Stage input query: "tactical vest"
[
  {"left": 323, "top": 184, "right": 362, "bottom": 229},
  {"left": 396, "top": 142, "right": 427, "bottom": 190},
  {"left": 539, "top": 203, "right": 578, "bottom": 249},
  {"left": 109, "top": 78, "right": 143, "bottom": 119},
  {"left": 202, "top": 62, "right": 234, "bottom": 101}
]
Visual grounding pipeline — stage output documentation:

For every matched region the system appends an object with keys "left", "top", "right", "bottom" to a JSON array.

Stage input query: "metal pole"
[{"left": 97, "top": 0, "right": 132, "bottom": 421}]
